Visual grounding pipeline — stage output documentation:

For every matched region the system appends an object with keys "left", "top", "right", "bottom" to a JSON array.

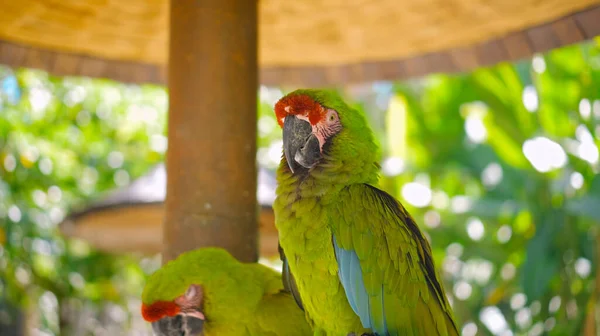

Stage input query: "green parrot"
[
  {"left": 273, "top": 89, "right": 460, "bottom": 336},
  {"left": 141, "top": 247, "right": 312, "bottom": 336}
]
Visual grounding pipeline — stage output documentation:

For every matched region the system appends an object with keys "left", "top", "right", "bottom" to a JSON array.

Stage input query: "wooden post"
[{"left": 164, "top": 0, "right": 258, "bottom": 263}]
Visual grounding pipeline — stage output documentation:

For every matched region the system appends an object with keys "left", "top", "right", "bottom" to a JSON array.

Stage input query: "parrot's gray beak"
[
  {"left": 282, "top": 115, "right": 321, "bottom": 173},
  {"left": 151, "top": 315, "right": 204, "bottom": 336}
]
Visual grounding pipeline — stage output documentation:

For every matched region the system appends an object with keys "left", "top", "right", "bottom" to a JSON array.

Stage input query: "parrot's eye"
[{"left": 326, "top": 110, "right": 338, "bottom": 124}]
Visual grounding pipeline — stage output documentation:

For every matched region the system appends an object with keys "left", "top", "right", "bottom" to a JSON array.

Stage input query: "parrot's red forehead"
[
  {"left": 141, "top": 301, "right": 180, "bottom": 322},
  {"left": 274, "top": 94, "right": 325, "bottom": 127}
]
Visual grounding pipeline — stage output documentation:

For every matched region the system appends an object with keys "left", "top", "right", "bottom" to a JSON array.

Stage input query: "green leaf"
[
  {"left": 482, "top": 113, "right": 530, "bottom": 169},
  {"left": 565, "top": 196, "right": 600, "bottom": 221},
  {"left": 521, "top": 210, "right": 564, "bottom": 301}
]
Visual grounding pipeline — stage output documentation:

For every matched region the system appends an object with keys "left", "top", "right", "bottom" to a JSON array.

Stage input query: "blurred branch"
[
  {"left": 584, "top": 229, "right": 600, "bottom": 336},
  {"left": 28, "top": 263, "right": 67, "bottom": 298}
]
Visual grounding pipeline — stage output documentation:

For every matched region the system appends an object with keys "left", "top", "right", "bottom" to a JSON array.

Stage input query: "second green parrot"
[
  {"left": 141, "top": 247, "right": 312, "bottom": 336},
  {"left": 273, "top": 89, "right": 460, "bottom": 336}
]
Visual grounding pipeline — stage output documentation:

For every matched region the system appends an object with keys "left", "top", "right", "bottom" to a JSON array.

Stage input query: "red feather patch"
[
  {"left": 141, "top": 301, "right": 180, "bottom": 322},
  {"left": 275, "top": 94, "right": 325, "bottom": 127}
]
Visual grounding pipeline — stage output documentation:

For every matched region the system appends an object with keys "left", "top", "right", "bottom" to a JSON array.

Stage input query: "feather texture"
[
  {"left": 330, "top": 184, "right": 459, "bottom": 336},
  {"left": 279, "top": 243, "right": 304, "bottom": 311}
]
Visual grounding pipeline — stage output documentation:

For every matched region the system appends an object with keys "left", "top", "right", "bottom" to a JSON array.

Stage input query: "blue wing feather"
[
  {"left": 333, "top": 235, "right": 389, "bottom": 334},
  {"left": 333, "top": 236, "right": 359, "bottom": 316}
]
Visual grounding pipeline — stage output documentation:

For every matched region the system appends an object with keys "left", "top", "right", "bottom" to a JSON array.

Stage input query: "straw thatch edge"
[{"left": 1, "top": 5, "right": 598, "bottom": 86}]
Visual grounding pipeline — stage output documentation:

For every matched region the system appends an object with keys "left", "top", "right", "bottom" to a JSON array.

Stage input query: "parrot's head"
[
  {"left": 275, "top": 89, "right": 380, "bottom": 183},
  {"left": 141, "top": 247, "right": 258, "bottom": 336}
]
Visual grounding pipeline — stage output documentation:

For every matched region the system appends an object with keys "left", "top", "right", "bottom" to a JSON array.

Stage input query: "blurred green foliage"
[
  {"left": 372, "top": 41, "right": 600, "bottom": 336},
  {"left": 1, "top": 39, "right": 599, "bottom": 335},
  {"left": 0, "top": 69, "right": 168, "bottom": 334}
]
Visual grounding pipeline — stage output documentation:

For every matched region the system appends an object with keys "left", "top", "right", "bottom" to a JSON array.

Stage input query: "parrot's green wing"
[
  {"left": 278, "top": 243, "right": 304, "bottom": 311},
  {"left": 331, "top": 183, "right": 459, "bottom": 336}
]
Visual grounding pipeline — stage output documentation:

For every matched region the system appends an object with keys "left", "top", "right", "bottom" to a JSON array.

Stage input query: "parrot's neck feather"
[{"left": 276, "top": 153, "right": 380, "bottom": 201}]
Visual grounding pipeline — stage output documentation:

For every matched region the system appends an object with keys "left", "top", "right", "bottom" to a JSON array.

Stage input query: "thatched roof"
[{"left": 1, "top": 1, "right": 598, "bottom": 85}]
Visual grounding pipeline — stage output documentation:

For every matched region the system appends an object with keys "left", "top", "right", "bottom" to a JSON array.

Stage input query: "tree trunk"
[{"left": 164, "top": 0, "right": 258, "bottom": 263}]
